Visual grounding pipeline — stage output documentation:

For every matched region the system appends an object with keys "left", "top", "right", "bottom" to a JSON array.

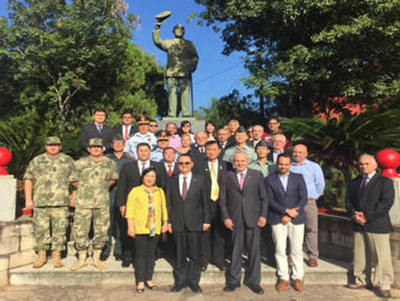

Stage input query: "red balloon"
[{"left": 0, "top": 147, "right": 12, "bottom": 175}]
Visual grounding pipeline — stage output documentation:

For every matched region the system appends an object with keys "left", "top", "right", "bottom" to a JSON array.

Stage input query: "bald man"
[
  {"left": 290, "top": 144, "right": 325, "bottom": 267},
  {"left": 345, "top": 154, "right": 394, "bottom": 298}
]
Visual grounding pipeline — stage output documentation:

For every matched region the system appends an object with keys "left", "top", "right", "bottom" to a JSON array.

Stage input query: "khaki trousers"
[{"left": 353, "top": 231, "right": 393, "bottom": 290}]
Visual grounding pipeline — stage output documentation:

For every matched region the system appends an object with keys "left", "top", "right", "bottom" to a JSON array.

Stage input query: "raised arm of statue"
[{"left": 152, "top": 27, "right": 169, "bottom": 52}]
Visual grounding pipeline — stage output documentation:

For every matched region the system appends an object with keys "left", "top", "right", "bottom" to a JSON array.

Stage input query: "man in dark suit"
[
  {"left": 114, "top": 110, "right": 136, "bottom": 141},
  {"left": 246, "top": 124, "right": 264, "bottom": 149},
  {"left": 115, "top": 143, "right": 167, "bottom": 267},
  {"left": 189, "top": 131, "right": 208, "bottom": 173},
  {"left": 267, "top": 133, "right": 292, "bottom": 164},
  {"left": 265, "top": 153, "right": 307, "bottom": 292},
  {"left": 345, "top": 154, "right": 394, "bottom": 298},
  {"left": 201, "top": 140, "right": 230, "bottom": 272},
  {"left": 167, "top": 154, "right": 210, "bottom": 293},
  {"left": 161, "top": 147, "right": 179, "bottom": 178},
  {"left": 78, "top": 108, "right": 114, "bottom": 155},
  {"left": 220, "top": 151, "right": 268, "bottom": 294}
]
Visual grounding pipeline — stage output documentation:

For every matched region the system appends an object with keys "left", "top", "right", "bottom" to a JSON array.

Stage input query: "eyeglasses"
[
  {"left": 268, "top": 122, "right": 278, "bottom": 125},
  {"left": 149, "top": 125, "right": 158, "bottom": 127},
  {"left": 178, "top": 162, "right": 191, "bottom": 165}
]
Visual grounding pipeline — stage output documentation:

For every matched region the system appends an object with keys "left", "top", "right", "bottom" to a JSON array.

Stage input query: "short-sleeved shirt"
[
  {"left": 23, "top": 153, "right": 77, "bottom": 207},
  {"left": 248, "top": 160, "right": 277, "bottom": 178},
  {"left": 74, "top": 156, "right": 118, "bottom": 208},
  {"left": 124, "top": 132, "right": 157, "bottom": 159},
  {"left": 222, "top": 144, "right": 257, "bottom": 164}
]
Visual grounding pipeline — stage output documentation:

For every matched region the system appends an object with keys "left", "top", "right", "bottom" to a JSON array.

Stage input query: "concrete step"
[{"left": 9, "top": 256, "right": 349, "bottom": 286}]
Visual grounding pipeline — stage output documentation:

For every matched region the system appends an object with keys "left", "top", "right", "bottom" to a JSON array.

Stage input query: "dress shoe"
[
  {"left": 121, "top": 261, "right": 130, "bottom": 268},
  {"left": 276, "top": 279, "right": 289, "bottom": 291},
  {"left": 214, "top": 262, "right": 226, "bottom": 271},
  {"left": 189, "top": 284, "right": 202, "bottom": 293},
  {"left": 100, "top": 253, "right": 108, "bottom": 262},
  {"left": 347, "top": 283, "right": 365, "bottom": 289},
  {"left": 223, "top": 285, "right": 236, "bottom": 292},
  {"left": 293, "top": 279, "right": 304, "bottom": 292},
  {"left": 379, "top": 289, "right": 392, "bottom": 298},
  {"left": 114, "top": 255, "right": 122, "bottom": 261},
  {"left": 247, "top": 284, "right": 264, "bottom": 294},
  {"left": 308, "top": 258, "right": 318, "bottom": 267},
  {"left": 170, "top": 284, "right": 184, "bottom": 292}
]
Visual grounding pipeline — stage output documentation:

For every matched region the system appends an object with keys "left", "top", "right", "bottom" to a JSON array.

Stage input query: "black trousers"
[
  {"left": 201, "top": 201, "right": 226, "bottom": 265},
  {"left": 133, "top": 235, "right": 160, "bottom": 283},
  {"left": 173, "top": 230, "right": 202, "bottom": 287},
  {"left": 226, "top": 226, "right": 261, "bottom": 287},
  {"left": 119, "top": 214, "right": 134, "bottom": 263}
]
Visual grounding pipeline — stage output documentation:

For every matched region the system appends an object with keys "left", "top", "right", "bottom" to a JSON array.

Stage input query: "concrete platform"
[{"left": 9, "top": 256, "right": 349, "bottom": 286}]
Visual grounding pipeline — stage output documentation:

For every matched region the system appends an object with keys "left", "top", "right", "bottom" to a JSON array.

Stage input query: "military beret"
[
  {"left": 255, "top": 140, "right": 270, "bottom": 149},
  {"left": 112, "top": 134, "right": 124, "bottom": 142},
  {"left": 88, "top": 138, "right": 103, "bottom": 147},
  {"left": 45, "top": 136, "right": 61, "bottom": 145},
  {"left": 236, "top": 126, "right": 247, "bottom": 133},
  {"left": 156, "top": 130, "right": 171, "bottom": 141},
  {"left": 137, "top": 115, "right": 150, "bottom": 125}
]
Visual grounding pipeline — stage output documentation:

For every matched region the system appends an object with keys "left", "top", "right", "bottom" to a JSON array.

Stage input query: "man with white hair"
[
  {"left": 345, "top": 154, "right": 394, "bottom": 298},
  {"left": 267, "top": 133, "right": 290, "bottom": 164}
]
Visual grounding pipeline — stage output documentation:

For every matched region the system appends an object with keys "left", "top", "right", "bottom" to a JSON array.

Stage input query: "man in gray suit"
[
  {"left": 220, "top": 151, "right": 268, "bottom": 294},
  {"left": 265, "top": 153, "right": 307, "bottom": 292}
]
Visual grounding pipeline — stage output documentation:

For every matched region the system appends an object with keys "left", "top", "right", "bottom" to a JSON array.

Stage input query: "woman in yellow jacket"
[{"left": 126, "top": 167, "right": 168, "bottom": 293}]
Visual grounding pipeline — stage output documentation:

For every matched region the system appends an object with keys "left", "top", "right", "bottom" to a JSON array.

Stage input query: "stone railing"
[{"left": 0, "top": 219, "right": 35, "bottom": 286}]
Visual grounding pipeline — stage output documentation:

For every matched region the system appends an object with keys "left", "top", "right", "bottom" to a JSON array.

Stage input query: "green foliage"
[
  {"left": 199, "top": 89, "right": 265, "bottom": 128},
  {"left": 281, "top": 110, "right": 400, "bottom": 206},
  {"left": 195, "top": 0, "right": 400, "bottom": 116},
  {"left": 0, "top": 109, "right": 51, "bottom": 179}
]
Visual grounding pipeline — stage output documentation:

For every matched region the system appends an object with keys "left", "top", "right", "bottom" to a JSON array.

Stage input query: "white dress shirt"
[
  {"left": 179, "top": 172, "right": 192, "bottom": 195},
  {"left": 137, "top": 159, "right": 150, "bottom": 175}
]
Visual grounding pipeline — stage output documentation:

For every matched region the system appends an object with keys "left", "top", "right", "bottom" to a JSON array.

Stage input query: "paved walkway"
[{"left": 0, "top": 284, "right": 398, "bottom": 301}]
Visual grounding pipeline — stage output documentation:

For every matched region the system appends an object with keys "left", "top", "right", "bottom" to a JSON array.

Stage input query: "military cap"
[
  {"left": 45, "top": 136, "right": 61, "bottom": 145},
  {"left": 112, "top": 134, "right": 124, "bottom": 142},
  {"left": 88, "top": 138, "right": 103, "bottom": 147},
  {"left": 137, "top": 115, "right": 150, "bottom": 125},
  {"left": 236, "top": 126, "right": 247, "bottom": 133},
  {"left": 255, "top": 140, "right": 270, "bottom": 149},
  {"left": 156, "top": 130, "right": 171, "bottom": 141}
]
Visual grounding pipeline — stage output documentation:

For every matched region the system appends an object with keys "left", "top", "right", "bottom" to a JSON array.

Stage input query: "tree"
[
  {"left": 0, "top": 0, "right": 165, "bottom": 132},
  {"left": 195, "top": 0, "right": 400, "bottom": 117},
  {"left": 199, "top": 89, "right": 264, "bottom": 128}
]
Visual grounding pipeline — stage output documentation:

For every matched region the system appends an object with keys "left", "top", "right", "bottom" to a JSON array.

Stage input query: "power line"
[{"left": 193, "top": 64, "right": 242, "bottom": 85}]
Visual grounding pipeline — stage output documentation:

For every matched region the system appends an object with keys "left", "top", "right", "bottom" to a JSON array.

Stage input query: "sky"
[{"left": 0, "top": 0, "right": 252, "bottom": 112}]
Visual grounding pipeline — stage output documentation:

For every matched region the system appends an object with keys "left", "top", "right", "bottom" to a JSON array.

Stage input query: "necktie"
[
  {"left": 141, "top": 162, "right": 146, "bottom": 174},
  {"left": 97, "top": 125, "right": 102, "bottom": 135},
  {"left": 182, "top": 176, "right": 188, "bottom": 200},
  {"left": 124, "top": 125, "right": 129, "bottom": 140},
  {"left": 239, "top": 172, "right": 245, "bottom": 190},
  {"left": 361, "top": 176, "right": 369, "bottom": 191},
  {"left": 210, "top": 163, "right": 219, "bottom": 201},
  {"left": 168, "top": 164, "right": 173, "bottom": 177}
]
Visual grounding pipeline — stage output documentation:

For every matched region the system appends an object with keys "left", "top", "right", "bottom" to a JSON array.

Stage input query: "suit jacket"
[
  {"left": 189, "top": 145, "right": 207, "bottom": 173},
  {"left": 78, "top": 124, "right": 114, "bottom": 154},
  {"left": 345, "top": 173, "right": 394, "bottom": 233},
  {"left": 267, "top": 149, "right": 292, "bottom": 163},
  {"left": 115, "top": 160, "right": 167, "bottom": 207},
  {"left": 166, "top": 173, "right": 210, "bottom": 232},
  {"left": 114, "top": 124, "right": 137, "bottom": 140},
  {"left": 201, "top": 159, "right": 231, "bottom": 202},
  {"left": 220, "top": 169, "right": 268, "bottom": 228},
  {"left": 264, "top": 171, "right": 307, "bottom": 225}
]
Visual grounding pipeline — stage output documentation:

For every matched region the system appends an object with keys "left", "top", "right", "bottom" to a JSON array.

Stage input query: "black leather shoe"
[
  {"left": 170, "top": 285, "right": 184, "bottom": 292},
  {"left": 247, "top": 284, "right": 264, "bottom": 295},
  {"left": 189, "top": 285, "right": 202, "bottom": 293},
  {"left": 100, "top": 253, "right": 108, "bottom": 261},
  {"left": 121, "top": 261, "right": 130, "bottom": 268},
  {"left": 223, "top": 285, "right": 236, "bottom": 292}
]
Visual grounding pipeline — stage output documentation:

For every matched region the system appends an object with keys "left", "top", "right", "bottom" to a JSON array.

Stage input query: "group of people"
[{"left": 23, "top": 108, "right": 395, "bottom": 298}]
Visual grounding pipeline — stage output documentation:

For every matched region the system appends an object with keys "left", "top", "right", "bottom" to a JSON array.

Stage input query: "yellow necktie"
[{"left": 210, "top": 163, "right": 219, "bottom": 201}]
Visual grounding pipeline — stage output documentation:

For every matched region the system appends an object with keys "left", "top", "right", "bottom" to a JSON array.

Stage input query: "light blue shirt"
[
  {"left": 290, "top": 159, "right": 325, "bottom": 199},
  {"left": 279, "top": 174, "right": 289, "bottom": 192},
  {"left": 124, "top": 132, "right": 157, "bottom": 159}
]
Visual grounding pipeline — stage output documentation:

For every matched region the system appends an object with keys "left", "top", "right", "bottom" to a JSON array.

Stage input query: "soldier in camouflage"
[
  {"left": 24, "top": 136, "right": 78, "bottom": 269},
  {"left": 70, "top": 138, "right": 118, "bottom": 271}
]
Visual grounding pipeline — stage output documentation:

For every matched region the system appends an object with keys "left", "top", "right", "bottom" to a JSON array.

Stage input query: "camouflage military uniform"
[
  {"left": 24, "top": 153, "right": 77, "bottom": 251},
  {"left": 73, "top": 156, "right": 118, "bottom": 251}
]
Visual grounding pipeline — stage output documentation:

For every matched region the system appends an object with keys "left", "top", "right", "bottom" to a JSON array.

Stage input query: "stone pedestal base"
[
  {"left": 390, "top": 178, "right": 400, "bottom": 227},
  {"left": 0, "top": 175, "right": 17, "bottom": 221},
  {"left": 159, "top": 118, "right": 205, "bottom": 133}
]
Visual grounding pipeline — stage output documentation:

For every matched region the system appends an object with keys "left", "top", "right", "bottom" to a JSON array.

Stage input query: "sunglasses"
[
  {"left": 178, "top": 162, "right": 191, "bottom": 165},
  {"left": 149, "top": 125, "right": 158, "bottom": 127}
]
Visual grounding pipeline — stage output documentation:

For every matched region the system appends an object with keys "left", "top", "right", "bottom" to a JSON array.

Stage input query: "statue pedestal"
[
  {"left": 159, "top": 117, "right": 205, "bottom": 133},
  {"left": 0, "top": 175, "right": 17, "bottom": 221},
  {"left": 391, "top": 178, "right": 400, "bottom": 227}
]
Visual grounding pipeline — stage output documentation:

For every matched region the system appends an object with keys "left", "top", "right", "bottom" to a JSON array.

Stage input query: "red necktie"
[
  {"left": 124, "top": 125, "right": 129, "bottom": 140},
  {"left": 168, "top": 164, "right": 172, "bottom": 177},
  {"left": 239, "top": 172, "right": 245, "bottom": 190},
  {"left": 182, "top": 176, "right": 188, "bottom": 200}
]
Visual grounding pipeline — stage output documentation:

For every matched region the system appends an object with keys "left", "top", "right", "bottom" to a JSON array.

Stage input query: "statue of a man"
[{"left": 153, "top": 22, "right": 199, "bottom": 117}]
